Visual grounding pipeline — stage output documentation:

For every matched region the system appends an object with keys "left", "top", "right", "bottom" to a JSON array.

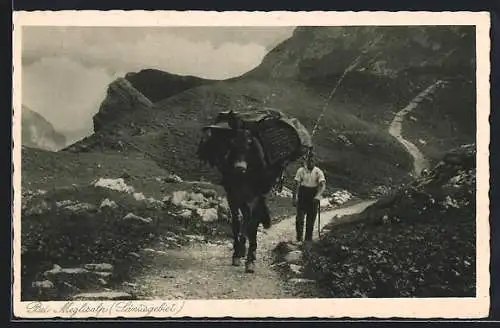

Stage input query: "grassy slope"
[
  {"left": 66, "top": 77, "right": 414, "bottom": 197},
  {"left": 400, "top": 79, "right": 476, "bottom": 165},
  {"left": 303, "top": 145, "right": 476, "bottom": 297},
  {"left": 21, "top": 147, "right": 296, "bottom": 300},
  {"left": 22, "top": 146, "right": 296, "bottom": 224}
]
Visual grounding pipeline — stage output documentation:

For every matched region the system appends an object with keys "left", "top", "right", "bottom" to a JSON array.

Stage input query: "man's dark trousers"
[{"left": 296, "top": 186, "right": 319, "bottom": 241}]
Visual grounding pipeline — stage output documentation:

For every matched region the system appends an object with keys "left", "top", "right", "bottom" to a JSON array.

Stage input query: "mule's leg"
[
  {"left": 230, "top": 207, "right": 244, "bottom": 266},
  {"left": 244, "top": 214, "right": 259, "bottom": 273},
  {"left": 239, "top": 205, "right": 251, "bottom": 259}
]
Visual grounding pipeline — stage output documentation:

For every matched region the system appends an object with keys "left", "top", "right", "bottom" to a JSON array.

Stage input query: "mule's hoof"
[
  {"left": 232, "top": 257, "right": 242, "bottom": 266},
  {"left": 245, "top": 261, "right": 256, "bottom": 273}
]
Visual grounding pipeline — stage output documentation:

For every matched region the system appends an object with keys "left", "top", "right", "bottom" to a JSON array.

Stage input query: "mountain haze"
[{"left": 22, "top": 105, "right": 67, "bottom": 151}]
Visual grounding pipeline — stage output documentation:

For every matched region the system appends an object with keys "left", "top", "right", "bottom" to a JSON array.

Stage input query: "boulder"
[
  {"left": 83, "top": 263, "right": 114, "bottom": 272},
  {"left": 177, "top": 209, "right": 192, "bottom": 219},
  {"left": 337, "top": 134, "right": 352, "bottom": 146},
  {"left": 128, "top": 252, "right": 141, "bottom": 259},
  {"left": 93, "top": 177, "right": 135, "bottom": 193},
  {"left": 72, "top": 291, "right": 134, "bottom": 301},
  {"left": 289, "top": 264, "right": 303, "bottom": 275},
  {"left": 164, "top": 174, "right": 183, "bottom": 183},
  {"left": 179, "top": 200, "right": 199, "bottom": 211},
  {"left": 189, "top": 192, "right": 207, "bottom": 204},
  {"left": 57, "top": 200, "right": 97, "bottom": 213},
  {"left": 43, "top": 265, "right": 111, "bottom": 289},
  {"left": 193, "top": 187, "right": 218, "bottom": 199},
  {"left": 133, "top": 192, "right": 146, "bottom": 201},
  {"left": 185, "top": 234, "right": 205, "bottom": 242},
  {"left": 69, "top": 202, "right": 90, "bottom": 212},
  {"left": 170, "top": 191, "right": 188, "bottom": 206},
  {"left": 331, "top": 190, "right": 353, "bottom": 205},
  {"left": 274, "top": 241, "right": 300, "bottom": 255},
  {"left": 122, "top": 212, "right": 153, "bottom": 224},
  {"left": 145, "top": 197, "right": 164, "bottom": 209},
  {"left": 32, "top": 280, "right": 55, "bottom": 290},
  {"left": 100, "top": 198, "right": 118, "bottom": 209},
  {"left": 217, "top": 197, "right": 229, "bottom": 208},
  {"left": 196, "top": 208, "right": 218, "bottom": 222},
  {"left": 285, "top": 250, "right": 303, "bottom": 265}
]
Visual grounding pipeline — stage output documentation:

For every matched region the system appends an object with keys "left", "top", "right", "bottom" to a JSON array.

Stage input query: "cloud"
[
  {"left": 22, "top": 27, "right": 285, "bottom": 79},
  {"left": 22, "top": 56, "right": 124, "bottom": 132},
  {"left": 21, "top": 27, "right": 294, "bottom": 133}
]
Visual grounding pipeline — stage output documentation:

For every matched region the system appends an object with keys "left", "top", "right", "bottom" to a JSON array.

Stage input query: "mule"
[
  {"left": 197, "top": 110, "right": 305, "bottom": 273},
  {"left": 217, "top": 127, "right": 282, "bottom": 273}
]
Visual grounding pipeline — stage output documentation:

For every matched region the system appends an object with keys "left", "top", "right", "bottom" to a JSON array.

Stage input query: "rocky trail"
[{"left": 116, "top": 200, "right": 376, "bottom": 300}]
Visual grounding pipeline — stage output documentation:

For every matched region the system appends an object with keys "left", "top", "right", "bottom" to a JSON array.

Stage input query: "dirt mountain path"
[
  {"left": 388, "top": 80, "right": 444, "bottom": 176},
  {"left": 122, "top": 200, "right": 375, "bottom": 300}
]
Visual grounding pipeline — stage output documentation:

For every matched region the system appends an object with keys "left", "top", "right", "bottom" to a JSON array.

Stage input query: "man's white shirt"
[{"left": 294, "top": 166, "right": 326, "bottom": 188}]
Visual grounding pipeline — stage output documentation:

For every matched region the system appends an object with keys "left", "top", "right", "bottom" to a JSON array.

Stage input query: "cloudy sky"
[{"left": 21, "top": 26, "right": 295, "bottom": 134}]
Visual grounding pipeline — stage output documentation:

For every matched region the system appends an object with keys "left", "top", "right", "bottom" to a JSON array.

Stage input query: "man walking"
[{"left": 292, "top": 153, "right": 326, "bottom": 244}]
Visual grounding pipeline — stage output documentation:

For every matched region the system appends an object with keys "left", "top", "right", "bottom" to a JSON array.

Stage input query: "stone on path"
[
  {"left": 84, "top": 263, "right": 114, "bottom": 272},
  {"left": 289, "top": 264, "right": 303, "bottom": 275},
  {"left": 284, "top": 250, "right": 303, "bottom": 265}
]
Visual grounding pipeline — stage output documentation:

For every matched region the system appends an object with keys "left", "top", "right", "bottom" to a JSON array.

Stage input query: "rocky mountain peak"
[{"left": 92, "top": 77, "right": 153, "bottom": 133}]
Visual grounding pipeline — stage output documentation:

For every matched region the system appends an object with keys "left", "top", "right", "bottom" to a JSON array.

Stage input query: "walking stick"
[{"left": 317, "top": 200, "right": 321, "bottom": 239}]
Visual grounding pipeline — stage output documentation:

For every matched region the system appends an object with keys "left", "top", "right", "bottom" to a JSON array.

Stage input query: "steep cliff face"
[
  {"left": 92, "top": 70, "right": 216, "bottom": 133},
  {"left": 92, "top": 77, "right": 154, "bottom": 133},
  {"left": 22, "top": 106, "right": 66, "bottom": 151}
]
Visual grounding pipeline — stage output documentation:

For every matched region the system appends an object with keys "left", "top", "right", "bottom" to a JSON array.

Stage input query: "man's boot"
[
  {"left": 245, "top": 261, "right": 256, "bottom": 273},
  {"left": 296, "top": 217, "right": 304, "bottom": 244}
]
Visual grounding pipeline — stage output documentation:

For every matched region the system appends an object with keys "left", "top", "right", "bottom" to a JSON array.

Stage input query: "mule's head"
[{"left": 228, "top": 128, "right": 253, "bottom": 175}]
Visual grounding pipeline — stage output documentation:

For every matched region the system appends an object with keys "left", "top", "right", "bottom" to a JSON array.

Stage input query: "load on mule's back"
[
  {"left": 196, "top": 107, "right": 312, "bottom": 273},
  {"left": 197, "top": 107, "right": 313, "bottom": 189}
]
